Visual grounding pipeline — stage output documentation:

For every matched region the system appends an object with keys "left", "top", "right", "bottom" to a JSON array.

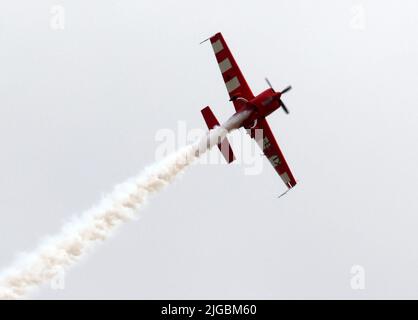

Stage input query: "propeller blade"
[
  {"left": 281, "top": 85, "right": 292, "bottom": 94},
  {"left": 280, "top": 100, "right": 289, "bottom": 114},
  {"left": 265, "top": 79, "right": 291, "bottom": 114},
  {"left": 265, "top": 77, "right": 274, "bottom": 90}
]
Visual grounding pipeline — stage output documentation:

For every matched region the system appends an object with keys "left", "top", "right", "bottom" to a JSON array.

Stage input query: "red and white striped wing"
[
  {"left": 248, "top": 118, "right": 297, "bottom": 189},
  {"left": 208, "top": 33, "right": 254, "bottom": 110}
]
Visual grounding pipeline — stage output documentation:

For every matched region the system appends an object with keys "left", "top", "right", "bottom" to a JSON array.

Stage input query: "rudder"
[{"left": 201, "top": 106, "right": 235, "bottom": 164}]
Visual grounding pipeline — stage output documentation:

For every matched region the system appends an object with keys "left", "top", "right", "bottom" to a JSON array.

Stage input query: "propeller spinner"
[{"left": 265, "top": 78, "right": 292, "bottom": 114}]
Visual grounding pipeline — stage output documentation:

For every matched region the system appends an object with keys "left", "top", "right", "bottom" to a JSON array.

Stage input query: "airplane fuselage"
[{"left": 237, "top": 88, "right": 282, "bottom": 129}]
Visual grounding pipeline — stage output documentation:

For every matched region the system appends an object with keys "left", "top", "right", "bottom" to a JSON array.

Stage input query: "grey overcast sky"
[{"left": 1, "top": 0, "right": 418, "bottom": 299}]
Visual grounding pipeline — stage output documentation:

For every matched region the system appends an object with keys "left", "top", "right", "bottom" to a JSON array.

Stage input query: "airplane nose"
[{"left": 265, "top": 78, "right": 291, "bottom": 114}]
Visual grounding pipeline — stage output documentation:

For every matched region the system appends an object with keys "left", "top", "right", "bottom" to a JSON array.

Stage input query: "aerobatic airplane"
[{"left": 200, "top": 32, "right": 297, "bottom": 196}]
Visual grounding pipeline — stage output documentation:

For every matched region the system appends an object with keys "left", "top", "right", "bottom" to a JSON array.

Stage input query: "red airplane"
[{"left": 200, "top": 32, "right": 297, "bottom": 196}]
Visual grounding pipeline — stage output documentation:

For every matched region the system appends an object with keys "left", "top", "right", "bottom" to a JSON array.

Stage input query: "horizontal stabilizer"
[{"left": 201, "top": 106, "right": 235, "bottom": 164}]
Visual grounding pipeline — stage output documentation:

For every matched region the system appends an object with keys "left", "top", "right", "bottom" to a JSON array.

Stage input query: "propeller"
[{"left": 265, "top": 78, "right": 292, "bottom": 114}]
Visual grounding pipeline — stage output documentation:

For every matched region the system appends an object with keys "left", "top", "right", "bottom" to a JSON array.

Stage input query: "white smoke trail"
[{"left": 0, "top": 111, "right": 250, "bottom": 299}]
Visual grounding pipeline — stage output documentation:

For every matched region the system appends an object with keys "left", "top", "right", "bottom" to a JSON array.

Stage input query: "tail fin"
[{"left": 201, "top": 106, "right": 235, "bottom": 164}]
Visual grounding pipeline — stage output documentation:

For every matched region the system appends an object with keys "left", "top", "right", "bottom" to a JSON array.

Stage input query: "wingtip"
[
  {"left": 199, "top": 37, "right": 211, "bottom": 45},
  {"left": 278, "top": 184, "right": 296, "bottom": 198},
  {"left": 278, "top": 189, "right": 289, "bottom": 198},
  {"left": 199, "top": 32, "right": 222, "bottom": 44}
]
